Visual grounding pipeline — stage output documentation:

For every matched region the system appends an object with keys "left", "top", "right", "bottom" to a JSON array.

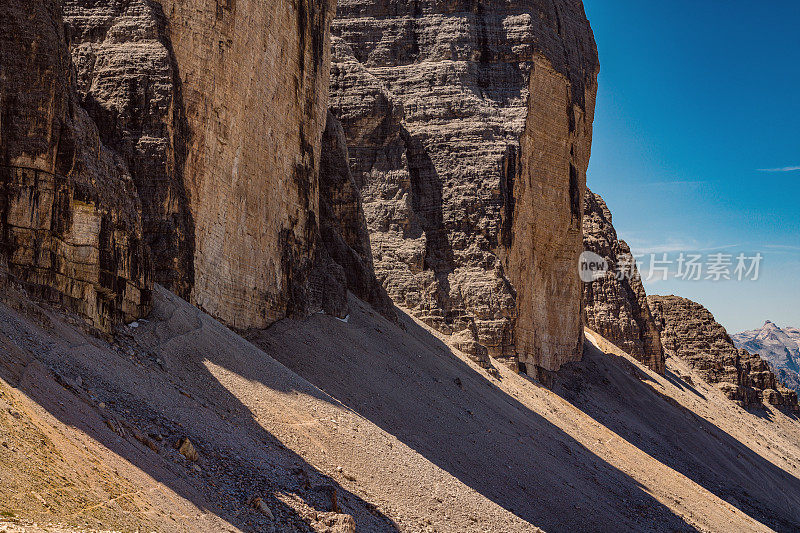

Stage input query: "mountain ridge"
[{"left": 733, "top": 321, "right": 800, "bottom": 393}]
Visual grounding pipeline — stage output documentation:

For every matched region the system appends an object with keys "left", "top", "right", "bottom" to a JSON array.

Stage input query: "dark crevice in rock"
[{"left": 499, "top": 144, "right": 517, "bottom": 249}]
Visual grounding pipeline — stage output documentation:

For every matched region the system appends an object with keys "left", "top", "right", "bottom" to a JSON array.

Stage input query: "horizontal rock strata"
[
  {"left": 318, "top": 111, "right": 395, "bottom": 319},
  {"left": 0, "top": 0, "right": 150, "bottom": 332},
  {"left": 330, "top": 0, "right": 599, "bottom": 371},
  {"left": 649, "top": 295, "right": 798, "bottom": 409},
  {"left": 3, "top": 0, "right": 355, "bottom": 330},
  {"left": 63, "top": 0, "right": 195, "bottom": 299},
  {"left": 582, "top": 190, "right": 664, "bottom": 373}
]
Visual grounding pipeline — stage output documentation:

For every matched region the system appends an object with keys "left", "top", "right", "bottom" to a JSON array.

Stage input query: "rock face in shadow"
[
  {"left": 582, "top": 190, "right": 665, "bottom": 373},
  {"left": 329, "top": 0, "right": 599, "bottom": 371},
  {"left": 318, "top": 111, "right": 395, "bottom": 319},
  {"left": 649, "top": 295, "right": 798, "bottom": 409},
  {"left": 3, "top": 0, "right": 352, "bottom": 330},
  {"left": 62, "top": 0, "right": 196, "bottom": 299},
  {"left": 0, "top": 0, "right": 151, "bottom": 332}
]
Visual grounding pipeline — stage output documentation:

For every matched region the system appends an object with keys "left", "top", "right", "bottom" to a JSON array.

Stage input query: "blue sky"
[{"left": 583, "top": 0, "right": 800, "bottom": 333}]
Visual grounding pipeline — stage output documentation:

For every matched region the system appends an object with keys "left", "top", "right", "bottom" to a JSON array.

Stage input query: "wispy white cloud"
[
  {"left": 761, "top": 244, "right": 800, "bottom": 256},
  {"left": 649, "top": 180, "right": 707, "bottom": 186},
  {"left": 757, "top": 166, "right": 800, "bottom": 172},
  {"left": 630, "top": 179, "right": 708, "bottom": 190},
  {"left": 626, "top": 238, "right": 700, "bottom": 255},
  {"left": 628, "top": 238, "right": 741, "bottom": 255},
  {"left": 764, "top": 244, "right": 800, "bottom": 251},
  {"left": 695, "top": 243, "right": 742, "bottom": 252}
]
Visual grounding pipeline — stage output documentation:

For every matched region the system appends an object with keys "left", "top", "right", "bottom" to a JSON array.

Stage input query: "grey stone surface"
[{"left": 329, "top": 0, "right": 599, "bottom": 371}]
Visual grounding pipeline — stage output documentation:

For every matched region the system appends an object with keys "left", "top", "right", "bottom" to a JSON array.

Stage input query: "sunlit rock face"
[
  {"left": 2, "top": 0, "right": 344, "bottom": 331},
  {"left": 649, "top": 295, "right": 798, "bottom": 409},
  {"left": 63, "top": 0, "right": 338, "bottom": 328},
  {"left": 329, "top": 0, "right": 599, "bottom": 371}
]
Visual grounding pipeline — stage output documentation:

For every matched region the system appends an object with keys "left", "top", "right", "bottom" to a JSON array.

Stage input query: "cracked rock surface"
[
  {"left": 649, "top": 295, "right": 798, "bottom": 409},
  {"left": 329, "top": 0, "right": 599, "bottom": 371}
]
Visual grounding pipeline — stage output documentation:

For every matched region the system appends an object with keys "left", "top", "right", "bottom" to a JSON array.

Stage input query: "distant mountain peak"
[{"left": 733, "top": 321, "right": 800, "bottom": 392}]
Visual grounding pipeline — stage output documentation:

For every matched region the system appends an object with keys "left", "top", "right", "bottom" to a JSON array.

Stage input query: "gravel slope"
[{"left": 1, "top": 286, "right": 799, "bottom": 531}]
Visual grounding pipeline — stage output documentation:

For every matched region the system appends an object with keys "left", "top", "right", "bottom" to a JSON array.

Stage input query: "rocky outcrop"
[
  {"left": 62, "top": 0, "right": 195, "bottom": 299},
  {"left": 329, "top": 0, "right": 599, "bottom": 371},
  {"left": 3, "top": 0, "right": 348, "bottom": 331},
  {"left": 582, "top": 190, "right": 664, "bottom": 373},
  {"left": 3, "top": 0, "right": 598, "bottom": 355},
  {"left": 733, "top": 321, "right": 800, "bottom": 393},
  {"left": 649, "top": 295, "right": 798, "bottom": 409},
  {"left": 0, "top": 0, "right": 151, "bottom": 332}
]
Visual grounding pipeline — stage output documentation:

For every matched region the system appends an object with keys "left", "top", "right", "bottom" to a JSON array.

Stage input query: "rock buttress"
[
  {"left": 157, "top": 0, "right": 337, "bottom": 328},
  {"left": 649, "top": 295, "right": 798, "bottom": 409},
  {"left": 582, "top": 190, "right": 665, "bottom": 373},
  {"left": 329, "top": 0, "right": 599, "bottom": 371},
  {"left": 0, "top": 0, "right": 151, "bottom": 332},
  {"left": 63, "top": 0, "right": 196, "bottom": 299},
  {"left": 3, "top": 0, "right": 350, "bottom": 330}
]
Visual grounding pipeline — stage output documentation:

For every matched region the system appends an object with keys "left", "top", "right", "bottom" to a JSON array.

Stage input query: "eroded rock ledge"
[{"left": 649, "top": 295, "right": 798, "bottom": 409}]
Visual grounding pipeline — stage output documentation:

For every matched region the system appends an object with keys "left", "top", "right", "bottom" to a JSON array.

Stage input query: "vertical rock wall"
[
  {"left": 506, "top": 53, "right": 596, "bottom": 371},
  {"left": 0, "top": 0, "right": 151, "bottom": 332},
  {"left": 582, "top": 190, "right": 665, "bottom": 373},
  {"left": 153, "top": 0, "right": 337, "bottom": 328},
  {"left": 2, "top": 0, "right": 342, "bottom": 331},
  {"left": 318, "top": 111, "right": 395, "bottom": 318},
  {"left": 3, "top": 0, "right": 599, "bottom": 351},
  {"left": 329, "top": 0, "right": 598, "bottom": 371},
  {"left": 63, "top": 0, "right": 196, "bottom": 299}
]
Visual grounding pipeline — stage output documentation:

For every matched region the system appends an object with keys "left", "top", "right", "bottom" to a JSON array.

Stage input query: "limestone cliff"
[
  {"left": 649, "top": 295, "right": 798, "bottom": 409},
  {"left": 2, "top": 0, "right": 349, "bottom": 331},
  {"left": 62, "top": 0, "right": 195, "bottom": 299},
  {"left": 62, "top": 0, "right": 338, "bottom": 329},
  {"left": 318, "top": 111, "right": 395, "bottom": 318},
  {"left": 0, "top": 0, "right": 151, "bottom": 332},
  {"left": 582, "top": 190, "right": 664, "bottom": 373},
  {"left": 3, "top": 0, "right": 597, "bottom": 354},
  {"left": 329, "top": 0, "right": 599, "bottom": 371}
]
